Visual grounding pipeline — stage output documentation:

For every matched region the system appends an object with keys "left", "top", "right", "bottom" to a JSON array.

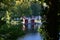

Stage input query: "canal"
[
  {"left": 17, "top": 21, "right": 43, "bottom": 40},
  {"left": 17, "top": 32, "right": 43, "bottom": 40}
]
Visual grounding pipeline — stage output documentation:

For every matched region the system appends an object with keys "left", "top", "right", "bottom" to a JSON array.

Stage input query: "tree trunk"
[{"left": 46, "top": 0, "right": 59, "bottom": 40}]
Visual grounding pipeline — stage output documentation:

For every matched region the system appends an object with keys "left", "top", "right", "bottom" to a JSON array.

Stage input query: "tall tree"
[
  {"left": 45, "top": 0, "right": 59, "bottom": 40},
  {"left": 0, "top": 0, "right": 15, "bottom": 26}
]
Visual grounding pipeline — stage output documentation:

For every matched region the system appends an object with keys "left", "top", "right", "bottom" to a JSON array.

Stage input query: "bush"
[{"left": 0, "top": 23, "right": 25, "bottom": 40}]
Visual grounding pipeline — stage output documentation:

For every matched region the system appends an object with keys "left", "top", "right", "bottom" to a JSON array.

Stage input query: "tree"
[
  {"left": 16, "top": 2, "right": 32, "bottom": 16},
  {"left": 0, "top": 0, "right": 16, "bottom": 26},
  {"left": 30, "top": 1, "right": 42, "bottom": 16},
  {"left": 44, "top": 0, "right": 59, "bottom": 40}
]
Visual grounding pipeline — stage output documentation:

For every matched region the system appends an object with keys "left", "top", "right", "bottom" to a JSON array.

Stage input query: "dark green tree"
[{"left": 44, "top": 0, "right": 60, "bottom": 40}]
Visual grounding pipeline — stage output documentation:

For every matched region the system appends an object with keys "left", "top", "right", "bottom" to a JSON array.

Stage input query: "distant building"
[{"left": 22, "top": 16, "right": 41, "bottom": 24}]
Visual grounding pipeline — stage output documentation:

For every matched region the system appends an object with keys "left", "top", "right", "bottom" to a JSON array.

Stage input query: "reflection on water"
[
  {"left": 17, "top": 32, "right": 43, "bottom": 40},
  {"left": 17, "top": 17, "right": 43, "bottom": 40}
]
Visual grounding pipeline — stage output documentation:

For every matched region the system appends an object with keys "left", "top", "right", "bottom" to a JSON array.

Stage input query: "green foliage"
[
  {"left": 0, "top": 23, "right": 25, "bottom": 40},
  {"left": 30, "top": 1, "right": 42, "bottom": 16},
  {"left": 16, "top": 2, "right": 32, "bottom": 16},
  {"left": 0, "top": 0, "right": 16, "bottom": 20}
]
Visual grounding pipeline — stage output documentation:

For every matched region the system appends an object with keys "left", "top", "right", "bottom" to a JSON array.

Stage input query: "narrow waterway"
[
  {"left": 17, "top": 32, "right": 43, "bottom": 40},
  {"left": 17, "top": 17, "right": 43, "bottom": 40}
]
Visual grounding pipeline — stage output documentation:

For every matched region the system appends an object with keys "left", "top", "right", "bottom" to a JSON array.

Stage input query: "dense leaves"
[{"left": 0, "top": 23, "right": 25, "bottom": 40}]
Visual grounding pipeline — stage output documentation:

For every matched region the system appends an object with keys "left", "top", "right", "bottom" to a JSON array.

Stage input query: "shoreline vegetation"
[{"left": 0, "top": 0, "right": 60, "bottom": 40}]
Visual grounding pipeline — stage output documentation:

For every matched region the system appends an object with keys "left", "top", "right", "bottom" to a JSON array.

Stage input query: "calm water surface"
[{"left": 17, "top": 32, "right": 43, "bottom": 40}]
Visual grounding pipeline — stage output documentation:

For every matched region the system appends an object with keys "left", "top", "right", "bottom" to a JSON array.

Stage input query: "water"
[
  {"left": 17, "top": 32, "right": 43, "bottom": 40},
  {"left": 17, "top": 18, "right": 43, "bottom": 40}
]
